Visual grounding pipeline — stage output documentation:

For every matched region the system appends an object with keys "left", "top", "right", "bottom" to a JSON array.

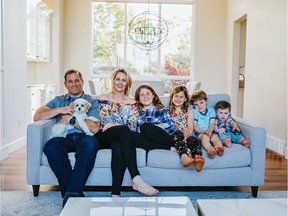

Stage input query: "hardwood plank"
[{"left": 0, "top": 147, "right": 287, "bottom": 192}]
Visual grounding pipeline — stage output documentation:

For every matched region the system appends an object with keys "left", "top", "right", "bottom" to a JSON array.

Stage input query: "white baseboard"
[
  {"left": 266, "top": 135, "right": 287, "bottom": 159},
  {"left": 0, "top": 136, "right": 26, "bottom": 161}
]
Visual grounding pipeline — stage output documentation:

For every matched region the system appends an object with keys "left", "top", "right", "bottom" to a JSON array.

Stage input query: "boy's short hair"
[
  {"left": 215, "top": 100, "right": 231, "bottom": 112},
  {"left": 190, "top": 90, "right": 207, "bottom": 104}
]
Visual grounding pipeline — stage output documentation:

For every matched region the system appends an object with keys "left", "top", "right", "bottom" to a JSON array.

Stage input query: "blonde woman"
[{"left": 94, "top": 68, "right": 158, "bottom": 197}]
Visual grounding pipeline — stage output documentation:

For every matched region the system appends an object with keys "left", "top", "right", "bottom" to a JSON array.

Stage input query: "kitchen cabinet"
[{"left": 27, "top": 0, "right": 53, "bottom": 62}]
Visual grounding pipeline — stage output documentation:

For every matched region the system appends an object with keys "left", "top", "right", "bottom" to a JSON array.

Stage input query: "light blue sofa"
[{"left": 26, "top": 93, "right": 266, "bottom": 197}]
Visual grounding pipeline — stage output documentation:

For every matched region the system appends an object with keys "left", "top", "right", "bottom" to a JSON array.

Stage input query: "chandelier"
[{"left": 128, "top": 8, "right": 169, "bottom": 52}]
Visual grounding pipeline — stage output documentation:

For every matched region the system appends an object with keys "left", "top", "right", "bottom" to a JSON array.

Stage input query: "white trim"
[
  {"left": 92, "top": 1, "right": 196, "bottom": 81},
  {"left": 266, "top": 135, "right": 287, "bottom": 158},
  {"left": 92, "top": 0, "right": 196, "bottom": 4},
  {"left": 0, "top": 136, "right": 26, "bottom": 161}
]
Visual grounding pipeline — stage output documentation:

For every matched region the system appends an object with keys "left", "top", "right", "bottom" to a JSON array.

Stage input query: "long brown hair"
[
  {"left": 134, "top": 84, "right": 164, "bottom": 114},
  {"left": 111, "top": 68, "right": 132, "bottom": 96},
  {"left": 169, "top": 85, "right": 189, "bottom": 115}
]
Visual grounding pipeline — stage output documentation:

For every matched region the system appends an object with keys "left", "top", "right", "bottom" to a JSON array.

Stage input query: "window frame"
[{"left": 91, "top": 0, "right": 196, "bottom": 81}]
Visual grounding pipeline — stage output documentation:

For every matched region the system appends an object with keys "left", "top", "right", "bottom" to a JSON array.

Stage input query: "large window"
[{"left": 92, "top": 1, "right": 195, "bottom": 93}]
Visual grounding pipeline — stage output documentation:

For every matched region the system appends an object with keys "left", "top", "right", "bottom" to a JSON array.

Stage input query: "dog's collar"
[{"left": 69, "top": 96, "right": 82, "bottom": 102}]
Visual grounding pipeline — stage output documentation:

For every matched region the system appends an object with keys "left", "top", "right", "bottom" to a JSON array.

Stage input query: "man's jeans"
[{"left": 44, "top": 133, "right": 100, "bottom": 197}]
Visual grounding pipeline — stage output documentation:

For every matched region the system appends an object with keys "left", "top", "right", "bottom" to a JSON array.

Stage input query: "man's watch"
[{"left": 69, "top": 116, "right": 76, "bottom": 125}]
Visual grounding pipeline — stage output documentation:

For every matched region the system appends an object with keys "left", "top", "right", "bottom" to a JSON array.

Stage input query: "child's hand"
[
  {"left": 217, "top": 128, "right": 226, "bottom": 135},
  {"left": 232, "top": 126, "right": 241, "bottom": 134},
  {"left": 204, "top": 130, "right": 212, "bottom": 137}
]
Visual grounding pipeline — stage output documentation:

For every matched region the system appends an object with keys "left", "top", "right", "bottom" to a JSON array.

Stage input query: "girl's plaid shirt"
[{"left": 136, "top": 107, "right": 177, "bottom": 135}]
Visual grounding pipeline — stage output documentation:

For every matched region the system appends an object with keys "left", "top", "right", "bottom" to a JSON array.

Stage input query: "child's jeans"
[{"left": 219, "top": 132, "right": 245, "bottom": 144}]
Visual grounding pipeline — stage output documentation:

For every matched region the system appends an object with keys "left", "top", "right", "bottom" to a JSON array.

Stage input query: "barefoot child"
[
  {"left": 169, "top": 86, "right": 205, "bottom": 172},
  {"left": 134, "top": 84, "right": 204, "bottom": 172},
  {"left": 190, "top": 90, "right": 224, "bottom": 159},
  {"left": 214, "top": 100, "right": 250, "bottom": 148}
]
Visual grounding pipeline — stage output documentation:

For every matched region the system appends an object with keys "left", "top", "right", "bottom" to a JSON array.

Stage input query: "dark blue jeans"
[{"left": 44, "top": 133, "right": 100, "bottom": 198}]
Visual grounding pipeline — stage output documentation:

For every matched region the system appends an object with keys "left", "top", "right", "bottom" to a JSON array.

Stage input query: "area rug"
[{"left": 1, "top": 190, "right": 287, "bottom": 216}]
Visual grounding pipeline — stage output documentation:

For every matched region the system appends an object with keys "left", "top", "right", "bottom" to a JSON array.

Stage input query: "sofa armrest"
[
  {"left": 233, "top": 116, "right": 266, "bottom": 185},
  {"left": 26, "top": 119, "right": 56, "bottom": 185}
]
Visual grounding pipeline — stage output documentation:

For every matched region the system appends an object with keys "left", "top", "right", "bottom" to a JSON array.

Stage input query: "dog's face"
[{"left": 70, "top": 98, "right": 91, "bottom": 113}]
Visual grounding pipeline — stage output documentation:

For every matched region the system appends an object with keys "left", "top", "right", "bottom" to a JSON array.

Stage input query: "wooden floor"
[{"left": 0, "top": 146, "right": 287, "bottom": 193}]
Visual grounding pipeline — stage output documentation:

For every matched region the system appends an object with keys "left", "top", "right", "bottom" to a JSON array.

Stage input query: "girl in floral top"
[
  {"left": 94, "top": 69, "right": 158, "bottom": 197},
  {"left": 169, "top": 86, "right": 205, "bottom": 172}
]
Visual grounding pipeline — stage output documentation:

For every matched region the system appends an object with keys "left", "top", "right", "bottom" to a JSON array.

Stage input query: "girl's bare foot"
[
  {"left": 223, "top": 137, "right": 232, "bottom": 147},
  {"left": 215, "top": 146, "right": 224, "bottom": 156},
  {"left": 181, "top": 154, "right": 194, "bottom": 167},
  {"left": 194, "top": 155, "right": 205, "bottom": 172},
  {"left": 208, "top": 148, "right": 217, "bottom": 159},
  {"left": 132, "top": 175, "right": 159, "bottom": 196},
  {"left": 240, "top": 138, "right": 250, "bottom": 148},
  {"left": 112, "top": 194, "right": 120, "bottom": 198}
]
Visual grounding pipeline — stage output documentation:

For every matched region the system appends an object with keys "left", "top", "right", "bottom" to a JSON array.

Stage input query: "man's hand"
[
  {"left": 59, "top": 105, "right": 74, "bottom": 115},
  {"left": 59, "top": 114, "right": 73, "bottom": 125},
  {"left": 33, "top": 105, "right": 74, "bottom": 122}
]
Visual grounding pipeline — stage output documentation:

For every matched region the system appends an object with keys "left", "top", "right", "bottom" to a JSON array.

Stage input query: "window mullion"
[
  {"left": 157, "top": 4, "right": 161, "bottom": 77},
  {"left": 124, "top": 3, "right": 128, "bottom": 68}
]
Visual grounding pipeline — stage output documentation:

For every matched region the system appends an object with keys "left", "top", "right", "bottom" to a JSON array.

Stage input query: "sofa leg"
[
  {"left": 251, "top": 186, "right": 258, "bottom": 198},
  {"left": 33, "top": 185, "right": 40, "bottom": 196}
]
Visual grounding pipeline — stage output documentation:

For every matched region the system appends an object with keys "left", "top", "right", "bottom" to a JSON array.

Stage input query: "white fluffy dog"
[{"left": 50, "top": 98, "right": 99, "bottom": 138}]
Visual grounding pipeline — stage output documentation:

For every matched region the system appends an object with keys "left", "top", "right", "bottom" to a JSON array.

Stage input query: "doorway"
[
  {"left": 232, "top": 15, "right": 247, "bottom": 118},
  {"left": 237, "top": 19, "right": 247, "bottom": 118}
]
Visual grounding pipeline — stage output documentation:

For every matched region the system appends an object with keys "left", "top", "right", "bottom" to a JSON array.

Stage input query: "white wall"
[
  {"left": 226, "top": 0, "right": 287, "bottom": 157},
  {"left": 1, "top": 0, "right": 28, "bottom": 159},
  {"left": 195, "top": 0, "right": 227, "bottom": 94},
  {"left": 62, "top": 0, "right": 92, "bottom": 94}
]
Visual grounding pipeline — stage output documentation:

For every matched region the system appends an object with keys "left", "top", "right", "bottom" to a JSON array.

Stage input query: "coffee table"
[
  {"left": 60, "top": 196, "right": 197, "bottom": 216},
  {"left": 197, "top": 198, "right": 287, "bottom": 216}
]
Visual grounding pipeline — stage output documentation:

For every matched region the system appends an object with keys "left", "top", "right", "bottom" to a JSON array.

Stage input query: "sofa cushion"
[
  {"left": 147, "top": 144, "right": 251, "bottom": 170},
  {"left": 42, "top": 148, "right": 147, "bottom": 168}
]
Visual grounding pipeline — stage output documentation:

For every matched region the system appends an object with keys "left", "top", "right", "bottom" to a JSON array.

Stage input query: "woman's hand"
[{"left": 102, "top": 122, "right": 117, "bottom": 132}]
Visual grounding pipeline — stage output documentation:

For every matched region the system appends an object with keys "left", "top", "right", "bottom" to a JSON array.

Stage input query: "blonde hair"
[
  {"left": 134, "top": 84, "right": 164, "bottom": 114},
  {"left": 111, "top": 68, "right": 132, "bottom": 96}
]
